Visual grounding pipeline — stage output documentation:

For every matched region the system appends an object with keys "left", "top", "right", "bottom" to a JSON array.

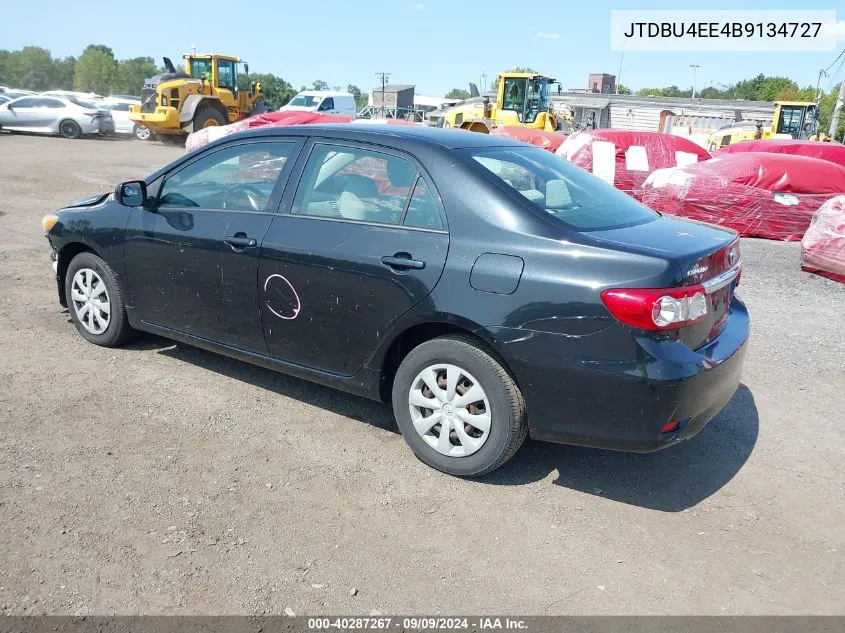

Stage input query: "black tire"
[
  {"left": 59, "top": 119, "right": 82, "bottom": 139},
  {"left": 192, "top": 105, "right": 226, "bottom": 132},
  {"left": 391, "top": 335, "right": 527, "bottom": 477},
  {"left": 64, "top": 252, "right": 136, "bottom": 347}
]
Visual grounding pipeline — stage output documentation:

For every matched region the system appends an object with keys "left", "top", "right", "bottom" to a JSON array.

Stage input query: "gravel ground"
[{"left": 0, "top": 134, "right": 843, "bottom": 616}]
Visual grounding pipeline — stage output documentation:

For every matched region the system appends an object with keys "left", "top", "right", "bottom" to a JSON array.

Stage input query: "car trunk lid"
[{"left": 586, "top": 216, "right": 741, "bottom": 349}]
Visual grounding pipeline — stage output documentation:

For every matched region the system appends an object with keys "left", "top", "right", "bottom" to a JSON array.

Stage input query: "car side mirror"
[{"left": 115, "top": 180, "right": 147, "bottom": 207}]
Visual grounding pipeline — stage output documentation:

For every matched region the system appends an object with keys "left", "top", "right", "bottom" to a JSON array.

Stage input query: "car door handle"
[
  {"left": 224, "top": 235, "right": 257, "bottom": 250},
  {"left": 381, "top": 254, "right": 425, "bottom": 270}
]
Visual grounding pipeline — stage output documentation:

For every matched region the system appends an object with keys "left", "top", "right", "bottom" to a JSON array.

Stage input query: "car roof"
[
  {"left": 236, "top": 124, "right": 533, "bottom": 150},
  {"left": 295, "top": 91, "right": 353, "bottom": 98}
]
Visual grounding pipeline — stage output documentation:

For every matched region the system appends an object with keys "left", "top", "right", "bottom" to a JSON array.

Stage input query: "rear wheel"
[
  {"left": 391, "top": 335, "right": 527, "bottom": 477},
  {"left": 133, "top": 124, "right": 151, "bottom": 141},
  {"left": 65, "top": 252, "right": 136, "bottom": 347},
  {"left": 192, "top": 105, "right": 226, "bottom": 132},
  {"left": 59, "top": 119, "right": 82, "bottom": 139}
]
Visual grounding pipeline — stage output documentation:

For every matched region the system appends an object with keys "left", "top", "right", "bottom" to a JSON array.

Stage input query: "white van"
[{"left": 279, "top": 90, "right": 357, "bottom": 116}]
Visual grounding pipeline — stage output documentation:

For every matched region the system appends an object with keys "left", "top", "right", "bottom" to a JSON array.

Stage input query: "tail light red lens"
[{"left": 600, "top": 285, "right": 708, "bottom": 331}]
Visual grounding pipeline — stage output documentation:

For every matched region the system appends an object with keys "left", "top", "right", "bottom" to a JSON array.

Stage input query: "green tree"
[
  {"left": 615, "top": 84, "right": 632, "bottom": 95},
  {"left": 114, "top": 56, "right": 157, "bottom": 95},
  {"left": 82, "top": 44, "right": 115, "bottom": 58},
  {"left": 347, "top": 83, "right": 367, "bottom": 109},
  {"left": 52, "top": 56, "right": 76, "bottom": 90},
  {"left": 490, "top": 67, "right": 538, "bottom": 91},
  {"left": 74, "top": 46, "right": 117, "bottom": 95},
  {"left": 4, "top": 46, "right": 54, "bottom": 88},
  {"left": 312, "top": 79, "right": 329, "bottom": 91},
  {"left": 445, "top": 87, "right": 470, "bottom": 100},
  {"left": 0, "top": 50, "right": 9, "bottom": 84},
  {"left": 238, "top": 73, "right": 295, "bottom": 109}
]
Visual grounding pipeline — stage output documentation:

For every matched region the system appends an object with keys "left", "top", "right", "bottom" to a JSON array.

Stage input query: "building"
[
  {"left": 587, "top": 73, "right": 616, "bottom": 94},
  {"left": 359, "top": 84, "right": 416, "bottom": 118}
]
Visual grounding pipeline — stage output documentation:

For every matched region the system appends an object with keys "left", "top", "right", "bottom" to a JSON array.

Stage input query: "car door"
[
  {"left": 124, "top": 138, "right": 304, "bottom": 353},
  {"left": 0, "top": 97, "right": 40, "bottom": 130},
  {"left": 258, "top": 140, "right": 449, "bottom": 376},
  {"left": 36, "top": 98, "right": 66, "bottom": 132}
]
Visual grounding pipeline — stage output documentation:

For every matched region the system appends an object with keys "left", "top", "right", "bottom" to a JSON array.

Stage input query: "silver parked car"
[{"left": 0, "top": 95, "right": 115, "bottom": 138}]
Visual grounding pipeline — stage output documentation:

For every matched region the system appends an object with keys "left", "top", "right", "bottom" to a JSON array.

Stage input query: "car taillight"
[{"left": 600, "top": 285, "right": 709, "bottom": 331}]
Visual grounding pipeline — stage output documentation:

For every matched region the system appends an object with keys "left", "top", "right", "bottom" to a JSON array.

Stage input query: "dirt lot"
[{"left": 0, "top": 134, "right": 843, "bottom": 616}]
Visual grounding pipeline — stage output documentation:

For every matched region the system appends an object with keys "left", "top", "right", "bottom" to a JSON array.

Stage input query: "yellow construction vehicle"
[
  {"left": 707, "top": 101, "right": 828, "bottom": 151},
  {"left": 443, "top": 71, "right": 573, "bottom": 133},
  {"left": 128, "top": 54, "right": 268, "bottom": 143}
]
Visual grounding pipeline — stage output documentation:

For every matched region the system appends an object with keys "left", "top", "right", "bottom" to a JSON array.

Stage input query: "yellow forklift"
[
  {"left": 443, "top": 71, "right": 573, "bottom": 133},
  {"left": 707, "top": 101, "right": 829, "bottom": 151},
  {"left": 128, "top": 53, "right": 268, "bottom": 144}
]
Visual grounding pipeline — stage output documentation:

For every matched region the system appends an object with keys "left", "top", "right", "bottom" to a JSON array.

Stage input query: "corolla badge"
[{"left": 264, "top": 274, "right": 301, "bottom": 320}]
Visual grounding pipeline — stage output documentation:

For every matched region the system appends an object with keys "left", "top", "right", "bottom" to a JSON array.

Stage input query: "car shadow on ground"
[
  {"left": 482, "top": 384, "right": 759, "bottom": 512},
  {"left": 137, "top": 335, "right": 758, "bottom": 511},
  {"left": 132, "top": 335, "right": 398, "bottom": 433}
]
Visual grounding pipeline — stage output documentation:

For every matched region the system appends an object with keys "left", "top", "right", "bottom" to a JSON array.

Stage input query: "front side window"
[
  {"left": 318, "top": 97, "right": 334, "bottom": 111},
  {"left": 466, "top": 146, "right": 659, "bottom": 231},
  {"left": 776, "top": 106, "right": 804, "bottom": 135},
  {"left": 190, "top": 58, "right": 212, "bottom": 80},
  {"left": 502, "top": 78, "right": 525, "bottom": 117},
  {"left": 292, "top": 144, "right": 418, "bottom": 225},
  {"left": 158, "top": 142, "right": 295, "bottom": 212},
  {"left": 10, "top": 97, "right": 38, "bottom": 108},
  {"left": 217, "top": 59, "right": 235, "bottom": 91}
]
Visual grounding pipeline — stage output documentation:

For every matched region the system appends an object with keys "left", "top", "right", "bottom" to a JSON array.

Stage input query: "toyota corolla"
[{"left": 42, "top": 126, "right": 749, "bottom": 477}]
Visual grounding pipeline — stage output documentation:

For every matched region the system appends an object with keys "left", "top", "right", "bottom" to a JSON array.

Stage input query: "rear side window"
[
  {"left": 404, "top": 178, "right": 443, "bottom": 230},
  {"left": 292, "top": 144, "right": 418, "bottom": 225},
  {"left": 466, "top": 146, "right": 659, "bottom": 231},
  {"left": 39, "top": 99, "right": 64, "bottom": 108}
]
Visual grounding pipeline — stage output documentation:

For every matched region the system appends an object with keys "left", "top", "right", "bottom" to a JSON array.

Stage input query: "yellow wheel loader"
[
  {"left": 707, "top": 101, "right": 828, "bottom": 151},
  {"left": 443, "top": 71, "right": 573, "bottom": 134},
  {"left": 128, "top": 54, "right": 268, "bottom": 144}
]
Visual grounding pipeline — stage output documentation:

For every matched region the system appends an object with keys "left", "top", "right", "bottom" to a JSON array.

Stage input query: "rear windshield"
[{"left": 464, "top": 146, "right": 660, "bottom": 231}]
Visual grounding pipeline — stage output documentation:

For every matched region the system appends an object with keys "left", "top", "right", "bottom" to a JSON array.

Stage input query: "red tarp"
[
  {"left": 717, "top": 139, "right": 845, "bottom": 170},
  {"left": 801, "top": 195, "right": 845, "bottom": 283},
  {"left": 490, "top": 126, "right": 566, "bottom": 152},
  {"left": 641, "top": 153, "right": 845, "bottom": 241},
  {"left": 556, "top": 129, "right": 711, "bottom": 196},
  {"left": 185, "top": 112, "right": 426, "bottom": 152}
]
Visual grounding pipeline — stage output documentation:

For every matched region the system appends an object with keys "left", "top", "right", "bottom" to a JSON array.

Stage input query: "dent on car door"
[
  {"left": 258, "top": 141, "right": 450, "bottom": 376},
  {"left": 124, "top": 139, "right": 303, "bottom": 352}
]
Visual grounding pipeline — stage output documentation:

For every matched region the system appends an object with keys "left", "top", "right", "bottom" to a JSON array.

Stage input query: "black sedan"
[{"left": 42, "top": 125, "right": 749, "bottom": 477}]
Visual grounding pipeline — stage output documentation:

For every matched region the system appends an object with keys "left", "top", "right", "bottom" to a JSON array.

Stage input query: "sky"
[{"left": 1, "top": 0, "right": 844, "bottom": 97}]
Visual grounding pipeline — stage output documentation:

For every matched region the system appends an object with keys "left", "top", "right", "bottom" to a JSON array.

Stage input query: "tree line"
[{"left": 0, "top": 45, "right": 369, "bottom": 111}]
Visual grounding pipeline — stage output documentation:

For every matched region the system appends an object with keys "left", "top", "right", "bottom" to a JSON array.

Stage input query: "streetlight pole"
[{"left": 690, "top": 64, "right": 700, "bottom": 99}]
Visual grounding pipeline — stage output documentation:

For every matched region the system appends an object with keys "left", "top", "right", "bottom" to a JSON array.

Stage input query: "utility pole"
[
  {"left": 616, "top": 44, "right": 624, "bottom": 95},
  {"left": 480, "top": 68, "right": 487, "bottom": 94},
  {"left": 690, "top": 64, "right": 700, "bottom": 99},
  {"left": 375, "top": 71, "right": 390, "bottom": 117},
  {"left": 829, "top": 79, "right": 845, "bottom": 140},
  {"left": 815, "top": 68, "right": 827, "bottom": 103}
]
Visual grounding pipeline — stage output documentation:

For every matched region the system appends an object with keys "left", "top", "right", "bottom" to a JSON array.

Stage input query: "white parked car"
[
  {"left": 0, "top": 95, "right": 114, "bottom": 138},
  {"left": 100, "top": 97, "right": 148, "bottom": 138},
  {"left": 279, "top": 90, "right": 357, "bottom": 116}
]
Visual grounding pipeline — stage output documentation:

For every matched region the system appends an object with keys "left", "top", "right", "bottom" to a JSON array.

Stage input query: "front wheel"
[
  {"left": 65, "top": 252, "right": 136, "bottom": 347},
  {"left": 392, "top": 335, "right": 527, "bottom": 477}
]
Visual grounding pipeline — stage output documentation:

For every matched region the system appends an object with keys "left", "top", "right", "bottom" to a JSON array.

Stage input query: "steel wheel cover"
[
  {"left": 408, "top": 363, "right": 492, "bottom": 457},
  {"left": 70, "top": 268, "right": 111, "bottom": 335}
]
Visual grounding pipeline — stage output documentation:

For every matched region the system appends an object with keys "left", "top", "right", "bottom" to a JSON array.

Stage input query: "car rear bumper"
[{"left": 487, "top": 297, "right": 750, "bottom": 452}]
